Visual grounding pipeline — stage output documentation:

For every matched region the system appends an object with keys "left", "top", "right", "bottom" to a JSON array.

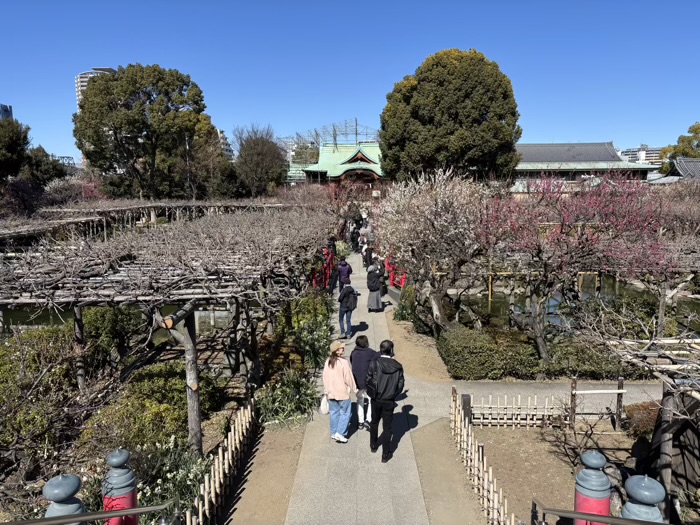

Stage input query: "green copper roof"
[{"left": 302, "top": 142, "right": 384, "bottom": 179}]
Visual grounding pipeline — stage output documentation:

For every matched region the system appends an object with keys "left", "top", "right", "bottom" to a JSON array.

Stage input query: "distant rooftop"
[
  {"left": 674, "top": 157, "right": 700, "bottom": 179},
  {"left": 516, "top": 142, "right": 620, "bottom": 163}
]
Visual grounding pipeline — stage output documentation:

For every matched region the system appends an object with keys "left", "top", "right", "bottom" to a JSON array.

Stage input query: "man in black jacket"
[
  {"left": 365, "top": 340, "right": 405, "bottom": 463},
  {"left": 350, "top": 335, "right": 379, "bottom": 430}
]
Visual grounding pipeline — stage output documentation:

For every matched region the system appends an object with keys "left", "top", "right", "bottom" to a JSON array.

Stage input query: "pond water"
[{"left": 463, "top": 274, "right": 700, "bottom": 333}]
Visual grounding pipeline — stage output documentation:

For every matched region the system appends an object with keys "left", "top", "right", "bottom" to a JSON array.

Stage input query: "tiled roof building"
[
  {"left": 299, "top": 142, "right": 382, "bottom": 183},
  {"left": 673, "top": 157, "right": 700, "bottom": 179},
  {"left": 513, "top": 142, "right": 657, "bottom": 179}
]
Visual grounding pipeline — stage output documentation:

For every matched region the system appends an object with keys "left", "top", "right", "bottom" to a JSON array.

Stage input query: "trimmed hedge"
[
  {"left": 436, "top": 326, "right": 539, "bottom": 380},
  {"left": 436, "top": 327, "right": 652, "bottom": 381}
]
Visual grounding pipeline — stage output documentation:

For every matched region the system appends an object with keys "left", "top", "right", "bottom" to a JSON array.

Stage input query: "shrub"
[
  {"left": 255, "top": 368, "right": 319, "bottom": 424},
  {"left": 289, "top": 290, "right": 333, "bottom": 370},
  {"left": 545, "top": 338, "right": 650, "bottom": 380},
  {"left": 80, "top": 362, "right": 226, "bottom": 454},
  {"left": 624, "top": 401, "right": 660, "bottom": 438},
  {"left": 334, "top": 241, "right": 352, "bottom": 259},
  {"left": 394, "top": 284, "right": 416, "bottom": 322},
  {"left": 436, "top": 326, "right": 539, "bottom": 380},
  {"left": 82, "top": 306, "right": 144, "bottom": 371},
  {"left": 0, "top": 326, "right": 77, "bottom": 466}
]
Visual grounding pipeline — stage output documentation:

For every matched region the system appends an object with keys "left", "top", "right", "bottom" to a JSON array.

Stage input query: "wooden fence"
[
  {"left": 470, "top": 393, "right": 567, "bottom": 429},
  {"left": 185, "top": 397, "right": 255, "bottom": 525},
  {"left": 451, "top": 387, "right": 522, "bottom": 525}
]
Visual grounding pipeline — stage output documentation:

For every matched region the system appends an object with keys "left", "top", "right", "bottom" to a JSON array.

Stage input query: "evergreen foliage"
[
  {"left": 379, "top": 49, "right": 521, "bottom": 180},
  {"left": 73, "top": 64, "right": 206, "bottom": 199}
]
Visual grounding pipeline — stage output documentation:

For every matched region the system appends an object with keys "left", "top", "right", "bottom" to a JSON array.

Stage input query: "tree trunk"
[
  {"left": 657, "top": 281, "right": 668, "bottom": 339},
  {"left": 73, "top": 306, "right": 86, "bottom": 393},
  {"left": 428, "top": 289, "right": 457, "bottom": 335},
  {"left": 531, "top": 293, "right": 550, "bottom": 363},
  {"left": 183, "top": 313, "right": 203, "bottom": 455},
  {"left": 508, "top": 278, "right": 516, "bottom": 329}
]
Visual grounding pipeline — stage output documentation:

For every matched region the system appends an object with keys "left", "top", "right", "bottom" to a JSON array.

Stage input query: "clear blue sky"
[{"left": 3, "top": 0, "right": 699, "bottom": 162}]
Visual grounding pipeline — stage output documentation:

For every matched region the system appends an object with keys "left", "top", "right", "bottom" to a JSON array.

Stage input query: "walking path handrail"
[
  {"left": 2, "top": 500, "right": 176, "bottom": 525},
  {"left": 531, "top": 498, "right": 660, "bottom": 525}
]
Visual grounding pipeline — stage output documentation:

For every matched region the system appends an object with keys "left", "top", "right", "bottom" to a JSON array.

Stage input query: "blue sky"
[{"left": 3, "top": 0, "right": 699, "bottom": 162}]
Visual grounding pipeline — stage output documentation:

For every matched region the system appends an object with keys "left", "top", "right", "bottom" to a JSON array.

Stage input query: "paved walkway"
[{"left": 286, "top": 254, "right": 437, "bottom": 525}]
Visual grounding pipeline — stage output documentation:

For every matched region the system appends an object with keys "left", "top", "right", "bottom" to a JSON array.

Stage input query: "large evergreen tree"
[
  {"left": 379, "top": 49, "right": 522, "bottom": 181},
  {"left": 73, "top": 64, "right": 205, "bottom": 199}
]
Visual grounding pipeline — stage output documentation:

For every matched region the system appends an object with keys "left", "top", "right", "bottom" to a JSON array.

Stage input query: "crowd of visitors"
[
  {"left": 321, "top": 213, "right": 405, "bottom": 463},
  {"left": 322, "top": 338, "right": 404, "bottom": 463}
]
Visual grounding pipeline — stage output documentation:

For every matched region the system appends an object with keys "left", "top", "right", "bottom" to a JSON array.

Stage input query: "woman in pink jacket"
[{"left": 322, "top": 340, "right": 357, "bottom": 443}]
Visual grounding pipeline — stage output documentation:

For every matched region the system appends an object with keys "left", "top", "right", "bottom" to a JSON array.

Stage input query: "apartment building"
[
  {"left": 75, "top": 67, "right": 116, "bottom": 109},
  {"left": 0, "top": 104, "right": 13, "bottom": 120},
  {"left": 619, "top": 144, "right": 663, "bottom": 166}
]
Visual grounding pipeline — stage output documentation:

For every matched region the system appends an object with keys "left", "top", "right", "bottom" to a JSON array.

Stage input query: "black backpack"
[{"left": 348, "top": 288, "right": 358, "bottom": 311}]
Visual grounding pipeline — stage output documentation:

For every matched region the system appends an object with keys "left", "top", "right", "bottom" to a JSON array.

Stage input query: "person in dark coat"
[
  {"left": 337, "top": 256, "right": 352, "bottom": 291},
  {"left": 366, "top": 264, "right": 383, "bottom": 312},
  {"left": 363, "top": 245, "right": 373, "bottom": 269},
  {"left": 337, "top": 277, "right": 358, "bottom": 339},
  {"left": 366, "top": 340, "right": 405, "bottom": 463},
  {"left": 350, "top": 335, "right": 378, "bottom": 430},
  {"left": 327, "top": 263, "right": 339, "bottom": 295}
]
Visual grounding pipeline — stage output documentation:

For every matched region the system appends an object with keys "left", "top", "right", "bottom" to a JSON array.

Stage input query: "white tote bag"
[{"left": 319, "top": 394, "right": 330, "bottom": 415}]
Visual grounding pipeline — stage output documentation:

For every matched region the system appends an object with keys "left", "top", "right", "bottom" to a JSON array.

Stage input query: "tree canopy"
[
  {"left": 0, "top": 118, "right": 30, "bottom": 184},
  {"left": 660, "top": 122, "right": 700, "bottom": 173},
  {"left": 379, "top": 49, "right": 522, "bottom": 181},
  {"left": 0, "top": 119, "right": 68, "bottom": 215},
  {"left": 233, "top": 124, "right": 287, "bottom": 197},
  {"left": 73, "top": 64, "right": 206, "bottom": 199}
]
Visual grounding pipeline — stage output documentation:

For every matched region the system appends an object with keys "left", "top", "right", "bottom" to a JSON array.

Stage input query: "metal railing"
[
  {"left": 531, "top": 498, "right": 661, "bottom": 525},
  {"left": 3, "top": 500, "right": 180, "bottom": 525}
]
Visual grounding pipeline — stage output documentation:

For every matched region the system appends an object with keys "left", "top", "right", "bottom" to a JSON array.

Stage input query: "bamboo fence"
[
  {"left": 451, "top": 387, "right": 522, "bottom": 525},
  {"left": 185, "top": 397, "right": 255, "bottom": 525},
  {"left": 470, "top": 393, "right": 567, "bottom": 429}
]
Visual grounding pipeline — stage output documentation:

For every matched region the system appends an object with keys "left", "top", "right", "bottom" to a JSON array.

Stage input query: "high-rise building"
[
  {"left": 619, "top": 144, "right": 663, "bottom": 166},
  {"left": 75, "top": 68, "right": 116, "bottom": 109},
  {"left": 0, "top": 104, "right": 13, "bottom": 120},
  {"left": 217, "top": 129, "right": 234, "bottom": 159}
]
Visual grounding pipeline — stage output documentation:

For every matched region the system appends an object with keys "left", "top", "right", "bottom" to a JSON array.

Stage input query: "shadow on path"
[{"left": 392, "top": 404, "right": 418, "bottom": 453}]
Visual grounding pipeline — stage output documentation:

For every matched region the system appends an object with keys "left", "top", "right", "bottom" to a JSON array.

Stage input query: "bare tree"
[{"left": 233, "top": 124, "right": 287, "bottom": 197}]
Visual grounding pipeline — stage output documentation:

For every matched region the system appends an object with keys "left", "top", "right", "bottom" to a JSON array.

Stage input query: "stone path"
[{"left": 285, "top": 253, "right": 482, "bottom": 525}]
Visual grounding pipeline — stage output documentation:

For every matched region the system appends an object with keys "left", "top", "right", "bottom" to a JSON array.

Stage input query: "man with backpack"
[
  {"left": 337, "top": 277, "right": 359, "bottom": 339},
  {"left": 365, "top": 340, "right": 405, "bottom": 463}
]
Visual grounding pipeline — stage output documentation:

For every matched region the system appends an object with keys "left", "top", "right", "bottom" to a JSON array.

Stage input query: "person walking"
[
  {"left": 366, "top": 340, "right": 405, "bottom": 463},
  {"left": 337, "top": 277, "right": 358, "bottom": 338},
  {"left": 337, "top": 256, "right": 352, "bottom": 291},
  {"left": 322, "top": 341, "right": 357, "bottom": 443},
  {"left": 349, "top": 335, "right": 379, "bottom": 430},
  {"left": 366, "top": 263, "right": 383, "bottom": 312}
]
